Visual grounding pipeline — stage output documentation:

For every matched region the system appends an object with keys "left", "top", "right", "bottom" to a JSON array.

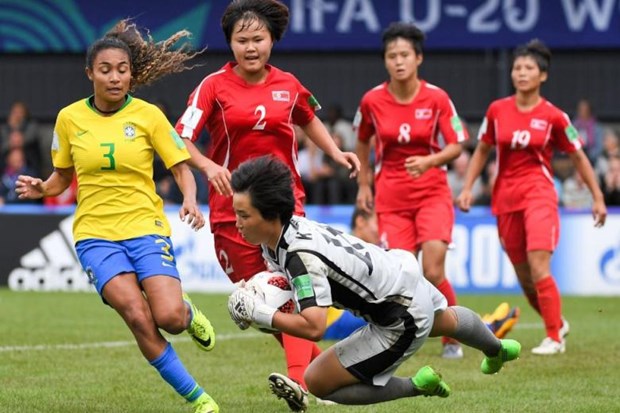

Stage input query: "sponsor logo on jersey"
[
  {"left": 292, "top": 274, "right": 314, "bottom": 300},
  {"left": 170, "top": 129, "right": 186, "bottom": 149},
  {"left": 180, "top": 106, "right": 203, "bottom": 129},
  {"left": 272, "top": 90, "right": 290, "bottom": 102},
  {"left": 530, "top": 118, "right": 548, "bottom": 131},
  {"left": 51, "top": 131, "right": 60, "bottom": 151},
  {"left": 565, "top": 124, "right": 579, "bottom": 142},
  {"left": 353, "top": 108, "right": 362, "bottom": 128},
  {"left": 450, "top": 115, "right": 463, "bottom": 132},
  {"left": 415, "top": 108, "right": 432, "bottom": 120},
  {"left": 123, "top": 122, "right": 137, "bottom": 139},
  {"left": 307, "top": 95, "right": 322, "bottom": 110}
]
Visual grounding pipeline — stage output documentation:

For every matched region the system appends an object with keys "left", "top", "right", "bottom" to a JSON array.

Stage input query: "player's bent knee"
[
  {"left": 305, "top": 374, "right": 329, "bottom": 398},
  {"left": 154, "top": 311, "right": 186, "bottom": 334},
  {"left": 122, "top": 305, "right": 156, "bottom": 336}
]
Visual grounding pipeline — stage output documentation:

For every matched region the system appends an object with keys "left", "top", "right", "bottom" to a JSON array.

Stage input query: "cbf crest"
[{"left": 123, "top": 122, "right": 137, "bottom": 140}]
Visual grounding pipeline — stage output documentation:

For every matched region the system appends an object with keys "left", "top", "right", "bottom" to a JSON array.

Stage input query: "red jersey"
[
  {"left": 176, "top": 62, "right": 319, "bottom": 226},
  {"left": 479, "top": 96, "right": 583, "bottom": 215},
  {"left": 354, "top": 80, "right": 467, "bottom": 213}
]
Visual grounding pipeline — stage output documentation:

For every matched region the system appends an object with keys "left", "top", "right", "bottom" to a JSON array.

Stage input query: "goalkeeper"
[{"left": 227, "top": 156, "right": 521, "bottom": 407}]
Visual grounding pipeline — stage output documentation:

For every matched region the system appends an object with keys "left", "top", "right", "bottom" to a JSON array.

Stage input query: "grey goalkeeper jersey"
[{"left": 262, "top": 216, "right": 422, "bottom": 327}]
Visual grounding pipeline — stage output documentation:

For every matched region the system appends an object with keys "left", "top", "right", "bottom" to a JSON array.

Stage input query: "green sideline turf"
[{"left": 0, "top": 290, "right": 618, "bottom": 412}]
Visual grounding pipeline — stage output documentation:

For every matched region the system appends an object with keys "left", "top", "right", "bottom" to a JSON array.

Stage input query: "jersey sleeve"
[
  {"left": 353, "top": 94, "right": 375, "bottom": 143},
  {"left": 151, "top": 107, "right": 191, "bottom": 169},
  {"left": 286, "top": 250, "right": 333, "bottom": 311},
  {"left": 478, "top": 104, "right": 497, "bottom": 146},
  {"left": 175, "top": 77, "right": 216, "bottom": 142},
  {"left": 437, "top": 92, "right": 468, "bottom": 144},
  {"left": 291, "top": 80, "right": 319, "bottom": 127},
  {"left": 50, "top": 110, "right": 73, "bottom": 169},
  {"left": 551, "top": 110, "right": 583, "bottom": 154}
]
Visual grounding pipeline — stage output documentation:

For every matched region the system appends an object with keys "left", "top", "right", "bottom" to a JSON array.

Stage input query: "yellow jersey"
[{"left": 51, "top": 95, "right": 190, "bottom": 242}]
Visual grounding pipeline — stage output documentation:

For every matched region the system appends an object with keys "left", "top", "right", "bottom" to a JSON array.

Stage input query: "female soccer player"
[
  {"left": 457, "top": 39, "right": 607, "bottom": 355},
  {"left": 227, "top": 155, "right": 521, "bottom": 406},
  {"left": 16, "top": 21, "right": 218, "bottom": 413},
  {"left": 175, "top": 1, "right": 359, "bottom": 409},
  {"left": 354, "top": 22, "right": 467, "bottom": 358}
]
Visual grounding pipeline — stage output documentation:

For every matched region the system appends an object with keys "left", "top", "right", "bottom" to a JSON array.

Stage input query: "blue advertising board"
[
  {"left": 1, "top": 205, "right": 619, "bottom": 295},
  {"left": 1, "top": 0, "right": 620, "bottom": 52}
]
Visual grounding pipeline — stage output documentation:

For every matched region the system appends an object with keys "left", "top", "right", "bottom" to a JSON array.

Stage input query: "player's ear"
[
  {"left": 540, "top": 71, "right": 548, "bottom": 83},
  {"left": 85, "top": 67, "right": 93, "bottom": 81}
]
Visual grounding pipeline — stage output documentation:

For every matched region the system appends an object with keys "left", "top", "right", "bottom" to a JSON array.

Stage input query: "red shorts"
[
  {"left": 377, "top": 196, "right": 454, "bottom": 252},
  {"left": 212, "top": 222, "right": 267, "bottom": 283},
  {"left": 497, "top": 203, "right": 560, "bottom": 264}
]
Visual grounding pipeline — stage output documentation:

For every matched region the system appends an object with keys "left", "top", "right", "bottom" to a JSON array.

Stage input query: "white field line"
[
  {"left": 0, "top": 323, "right": 544, "bottom": 353},
  {"left": 0, "top": 332, "right": 263, "bottom": 353}
]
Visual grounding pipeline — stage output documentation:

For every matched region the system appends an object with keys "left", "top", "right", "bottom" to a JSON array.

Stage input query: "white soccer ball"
[{"left": 246, "top": 271, "right": 296, "bottom": 333}]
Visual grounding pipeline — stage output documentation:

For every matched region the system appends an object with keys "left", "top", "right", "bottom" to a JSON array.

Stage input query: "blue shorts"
[
  {"left": 324, "top": 310, "right": 367, "bottom": 341},
  {"left": 75, "top": 235, "right": 180, "bottom": 296}
]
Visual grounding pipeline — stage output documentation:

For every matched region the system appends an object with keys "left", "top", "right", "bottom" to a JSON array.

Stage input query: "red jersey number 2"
[{"left": 253, "top": 105, "right": 267, "bottom": 131}]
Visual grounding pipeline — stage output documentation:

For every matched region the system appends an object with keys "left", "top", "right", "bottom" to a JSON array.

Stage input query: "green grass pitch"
[{"left": 1, "top": 290, "right": 618, "bottom": 412}]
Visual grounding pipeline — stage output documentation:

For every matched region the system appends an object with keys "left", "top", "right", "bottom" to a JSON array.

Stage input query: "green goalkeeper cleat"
[
  {"left": 412, "top": 366, "right": 451, "bottom": 398},
  {"left": 192, "top": 393, "right": 219, "bottom": 413},
  {"left": 184, "top": 293, "right": 215, "bottom": 352},
  {"left": 481, "top": 339, "right": 521, "bottom": 374}
]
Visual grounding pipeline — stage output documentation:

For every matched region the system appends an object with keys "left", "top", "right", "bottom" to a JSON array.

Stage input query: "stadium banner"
[
  {"left": 2, "top": 0, "right": 620, "bottom": 53},
  {"left": 1, "top": 205, "right": 619, "bottom": 295}
]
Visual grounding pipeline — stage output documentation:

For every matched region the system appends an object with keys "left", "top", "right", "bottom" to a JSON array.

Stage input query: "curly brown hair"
[{"left": 86, "top": 19, "right": 203, "bottom": 91}]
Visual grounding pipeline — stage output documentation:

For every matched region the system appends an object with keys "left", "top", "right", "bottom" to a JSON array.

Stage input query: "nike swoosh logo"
[
  {"left": 162, "top": 262, "right": 174, "bottom": 267},
  {"left": 76, "top": 130, "right": 88, "bottom": 137},
  {"left": 193, "top": 336, "right": 212, "bottom": 348}
]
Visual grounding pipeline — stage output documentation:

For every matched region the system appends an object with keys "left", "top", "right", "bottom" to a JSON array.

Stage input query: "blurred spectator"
[
  {"left": 0, "top": 101, "right": 42, "bottom": 175},
  {"left": 594, "top": 128, "right": 620, "bottom": 178},
  {"left": 572, "top": 99, "right": 604, "bottom": 161},
  {"left": 601, "top": 155, "right": 620, "bottom": 206},
  {"left": 562, "top": 169, "right": 593, "bottom": 209},
  {"left": 448, "top": 151, "right": 482, "bottom": 203},
  {"left": 324, "top": 104, "right": 356, "bottom": 152},
  {"left": 0, "top": 147, "right": 38, "bottom": 205}
]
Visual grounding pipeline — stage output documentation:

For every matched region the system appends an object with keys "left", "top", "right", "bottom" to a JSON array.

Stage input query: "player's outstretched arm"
[
  {"left": 170, "top": 161, "right": 205, "bottom": 231},
  {"left": 182, "top": 138, "right": 232, "bottom": 197},
  {"left": 272, "top": 306, "right": 328, "bottom": 342},
  {"left": 569, "top": 149, "right": 607, "bottom": 227},
  {"left": 457, "top": 141, "right": 492, "bottom": 212},
  {"left": 15, "top": 167, "right": 74, "bottom": 200},
  {"left": 302, "top": 117, "right": 360, "bottom": 178}
]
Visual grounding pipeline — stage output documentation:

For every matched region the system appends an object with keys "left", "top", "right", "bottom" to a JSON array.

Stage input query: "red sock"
[
  {"left": 535, "top": 276, "right": 562, "bottom": 342},
  {"left": 525, "top": 291, "right": 541, "bottom": 314},
  {"left": 281, "top": 333, "right": 321, "bottom": 390},
  {"left": 436, "top": 279, "right": 458, "bottom": 345}
]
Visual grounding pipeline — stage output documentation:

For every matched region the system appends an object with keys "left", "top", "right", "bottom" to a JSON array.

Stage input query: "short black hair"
[
  {"left": 513, "top": 39, "right": 551, "bottom": 72},
  {"left": 350, "top": 207, "right": 373, "bottom": 231},
  {"left": 221, "top": 0, "right": 289, "bottom": 44},
  {"left": 231, "top": 155, "right": 295, "bottom": 224},
  {"left": 381, "top": 22, "right": 425, "bottom": 57}
]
